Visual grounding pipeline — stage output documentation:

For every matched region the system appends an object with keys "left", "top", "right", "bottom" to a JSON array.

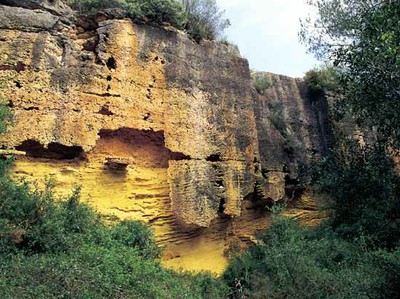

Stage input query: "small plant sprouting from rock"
[
  {"left": 253, "top": 75, "right": 271, "bottom": 95},
  {"left": 268, "top": 101, "right": 287, "bottom": 137},
  {"left": 0, "top": 79, "right": 11, "bottom": 134},
  {"left": 220, "top": 39, "right": 240, "bottom": 52}
]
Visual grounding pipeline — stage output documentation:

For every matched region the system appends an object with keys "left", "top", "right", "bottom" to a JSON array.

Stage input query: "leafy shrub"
[
  {"left": 0, "top": 105, "right": 10, "bottom": 134},
  {"left": 253, "top": 75, "right": 271, "bottom": 95},
  {"left": 181, "top": 0, "right": 230, "bottom": 41},
  {"left": 0, "top": 244, "right": 228, "bottom": 299},
  {"left": 373, "top": 248, "right": 400, "bottom": 298},
  {"left": 68, "top": 0, "right": 184, "bottom": 28},
  {"left": 0, "top": 80, "right": 11, "bottom": 134},
  {"left": 0, "top": 178, "right": 100, "bottom": 254},
  {"left": 304, "top": 66, "right": 339, "bottom": 99},
  {"left": 224, "top": 216, "right": 393, "bottom": 299},
  {"left": 315, "top": 141, "right": 400, "bottom": 249},
  {"left": 111, "top": 220, "right": 162, "bottom": 259}
]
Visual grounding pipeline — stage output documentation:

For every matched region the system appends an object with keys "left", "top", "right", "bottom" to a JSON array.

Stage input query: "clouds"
[{"left": 216, "top": 0, "right": 319, "bottom": 77}]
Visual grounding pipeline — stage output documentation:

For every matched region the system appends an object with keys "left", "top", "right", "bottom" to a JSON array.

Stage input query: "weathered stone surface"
[
  {"left": 0, "top": 5, "right": 59, "bottom": 31},
  {"left": 169, "top": 160, "right": 254, "bottom": 227},
  {"left": 0, "top": 10, "right": 258, "bottom": 227},
  {"left": 1, "top": 0, "right": 73, "bottom": 16},
  {"left": 252, "top": 72, "right": 332, "bottom": 200},
  {"left": 0, "top": 3, "right": 332, "bottom": 273}
]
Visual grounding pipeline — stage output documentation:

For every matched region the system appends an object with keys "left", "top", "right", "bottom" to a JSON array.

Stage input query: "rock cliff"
[
  {"left": 252, "top": 72, "right": 332, "bottom": 201},
  {"left": 0, "top": 1, "right": 331, "bottom": 272}
]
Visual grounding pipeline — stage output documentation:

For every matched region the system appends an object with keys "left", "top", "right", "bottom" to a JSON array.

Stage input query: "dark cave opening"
[
  {"left": 97, "top": 105, "right": 114, "bottom": 116},
  {"left": 206, "top": 154, "right": 222, "bottom": 162},
  {"left": 16, "top": 140, "right": 86, "bottom": 160},
  {"left": 95, "top": 128, "right": 190, "bottom": 168},
  {"left": 106, "top": 57, "right": 117, "bottom": 70},
  {"left": 218, "top": 198, "right": 226, "bottom": 214},
  {"left": 284, "top": 175, "right": 303, "bottom": 200}
]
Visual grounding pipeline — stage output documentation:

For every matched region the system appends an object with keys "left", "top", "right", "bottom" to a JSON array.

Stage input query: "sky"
[{"left": 216, "top": 0, "right": 319, "bottom": 78}]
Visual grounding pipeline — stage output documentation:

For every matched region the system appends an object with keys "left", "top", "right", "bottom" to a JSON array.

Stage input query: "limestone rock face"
[
  {"left": 0, "top": 3, "right": 258, "bottom": 229},
  {"left": 0, "top": 2, "right": 331, "bottom": 265},
  {"left": 1, "top": 0, "right": 73, "bottom": 16},
  {"left": 0, "top": 5, "right": 60, "bottom": 31},
  {"left": 252, "top": 72, "right": 332, "bottom": 200}
]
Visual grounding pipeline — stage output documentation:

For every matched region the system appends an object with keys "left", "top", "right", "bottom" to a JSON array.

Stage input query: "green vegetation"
[
  {"left": 0, "top": 80, "right": 11, "bottom": 134},
  {"left": 181, "top": 0, "right": 230, "bottom": 41},
  {"left": 337, "top": 2, "right": 400, "bottom": 148},
  {"left": 253, "top": 75, "right": 271, "bottom": 95},
  {"left": 67, "top": 0, "right": 185, "bottom": 29},
  {"left": 304, "top": 66, "right": 339, "bottom": 99},
  {"left": 315, "top": 141, "right": 400, "bottom": 249},
  {"left": 0, "top": 103, "right": 10, "bottom": 134},
  {"left": 66, "top": 0, "right": 230, "bottom": 41},
  {"left": 224, "top": 215, "right": 400, "bottom": 299}
]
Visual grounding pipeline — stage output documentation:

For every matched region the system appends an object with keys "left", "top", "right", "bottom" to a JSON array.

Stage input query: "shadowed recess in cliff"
[
  {"left": 15, "top": 140, "right": 86, "bottom": 160},
  {"left": 93, "top": 128, "right": 190, "bottom": 168}
]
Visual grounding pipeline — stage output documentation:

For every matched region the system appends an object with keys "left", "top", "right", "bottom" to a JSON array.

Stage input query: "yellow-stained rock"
[
  {"left": 0, "top": 9, "right": 258, "bottom": 229},
  {"left": 0, "top": 3, "right": 332, "bottom": 274}
]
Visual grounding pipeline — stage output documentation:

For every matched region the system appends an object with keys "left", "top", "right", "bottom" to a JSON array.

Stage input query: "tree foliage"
[
  {"left": 339, "top": 2, "right": 400, "bottom": 148},
  {"left": 299, "top": 0, "right": 383, "bottom": 60},
  {"left": 181, "top": 0, "right": 230, "bottom": 41},
  {"left": 315, "top": 141, "right": 400, "bottom": 248},
  {"left": 304, "top": 65, "right": 340, "bottom": 98},
  {"left": 301, "top": 0, "right": 400, "bottom": 148}
]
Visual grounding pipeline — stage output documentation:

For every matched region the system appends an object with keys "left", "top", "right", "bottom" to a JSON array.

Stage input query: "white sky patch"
[{"left": 216, "top": 0, "right": 319, "bottom": 77}]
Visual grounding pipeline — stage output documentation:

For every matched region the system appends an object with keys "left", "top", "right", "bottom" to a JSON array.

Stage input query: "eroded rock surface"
[
  {"left": 0, "top": 3, "right": 259, "bottom": 228},
  {"left": 252, "top": 72, "right": 332, "bottom": 201},
  {"left": 0, "top": 2, "right": 331, "bottom": 273}
]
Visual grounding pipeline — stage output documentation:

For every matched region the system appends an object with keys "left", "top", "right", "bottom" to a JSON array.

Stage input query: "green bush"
[
  {"left": 0, "top": 104, "right": 10, "bottom": 134},
  {"left": 111, "top": 220, "right": 162, "bottom": 259},
  {"left": 315, "top": 141, "right": 400, "bottom": 249},
  {"left": 67, "top": 0, "right": 184, "bottom": 28},
  {"left": 223, "top": 216, "right": 397, "bottom": 299},
  {"left": 253, "top": 75, "right": 271, "bottom": 95},
  {"left": 0, "top": 79, "right": 11, "bottom": 134},
  {"left": 304, "top": 66, "right": 339, "bottom": 99},
  {"left": 181, "top": 0, "right": 230, "bottom": 41},
  {"left": 0, "top": 244, "right": 228, "bottom": 299},
  {"left": 0, "top": 178, "right": 100, "bottom": 254}
]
